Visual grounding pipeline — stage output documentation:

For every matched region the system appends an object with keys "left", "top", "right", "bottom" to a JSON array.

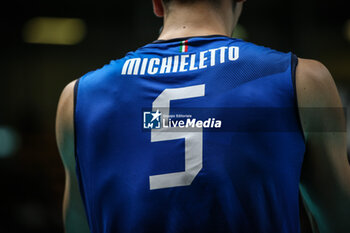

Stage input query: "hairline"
[{"left": 162, "top": 0, "right": 225, "bottom": 9}]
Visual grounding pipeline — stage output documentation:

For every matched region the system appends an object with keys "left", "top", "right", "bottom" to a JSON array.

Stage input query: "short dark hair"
[{"left": 162, "top": 0, "right": 223, "bottom": 7}]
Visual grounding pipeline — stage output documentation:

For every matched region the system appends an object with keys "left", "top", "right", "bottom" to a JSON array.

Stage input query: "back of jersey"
[{"left": 74, "top": 36, "right": 306, "bottom": 233}]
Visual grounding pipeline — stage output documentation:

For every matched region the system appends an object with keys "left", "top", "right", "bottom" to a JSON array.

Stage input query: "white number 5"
[{"left": 149, "top": 84, "right": 205, "bottom": 190}]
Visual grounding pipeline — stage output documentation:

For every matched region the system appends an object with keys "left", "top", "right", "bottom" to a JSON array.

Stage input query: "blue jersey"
[{"left": 74, "top": 35, "right": 305, "bottom": 233}]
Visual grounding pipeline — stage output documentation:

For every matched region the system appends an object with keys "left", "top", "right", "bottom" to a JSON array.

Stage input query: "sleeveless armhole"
[
  {"left": 291, "top": 54, "right": 306, "bottom": 143},
  {"left": 291, "top": 54, "right": 298, "bottom": 93},
  {"left": 73, "top": 78, "right": 93, "bottom": 230},
  {"left": 73, "top": 78, "right": 81, "bottom": 159},
  {"left": 73, "top": 78, "right": 93, "bottom": 227}
]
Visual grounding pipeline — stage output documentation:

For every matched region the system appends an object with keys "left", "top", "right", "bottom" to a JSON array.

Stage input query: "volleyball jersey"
[{"left": 74, "top": 35, "right": 306, "bottom": 233}]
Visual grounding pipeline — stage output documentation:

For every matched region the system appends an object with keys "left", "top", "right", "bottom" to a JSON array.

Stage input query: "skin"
[
  {"left": 56, "top": 81, "right": 90, "bottom": 233},
  {"left": 56, "top": 0, "right": 350, "bottom": 232},
  {"left": 296, "top": 59, "right": 350, "bottom": 232}
]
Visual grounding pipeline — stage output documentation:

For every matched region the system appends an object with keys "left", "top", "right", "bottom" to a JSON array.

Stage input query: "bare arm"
[
  {"left": 297, "top": 58, "right": 350, "bottom": 233},
  {"left": 56, "top": 80, "right": 90, "bottom": 233}
]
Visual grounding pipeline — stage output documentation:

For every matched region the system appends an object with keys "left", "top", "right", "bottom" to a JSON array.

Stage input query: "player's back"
[{"left": 74, "top": 35, "right": 305, "bottom": 233}]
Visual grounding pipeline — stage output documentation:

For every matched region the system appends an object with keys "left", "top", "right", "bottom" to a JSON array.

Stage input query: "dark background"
[{"left": 0, "top": 0, "right": 349, "bottom": 232}]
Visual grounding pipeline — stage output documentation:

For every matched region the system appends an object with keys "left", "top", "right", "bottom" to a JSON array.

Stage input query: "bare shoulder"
[
  {"left": 55, "top": 79, "right": 91, "bottom": 232},
  {"left": 56, "top": 80, "right": 78, "bottom": 171},
  {"left": 295, "top": 58, "right": 342, "bottom": 108},
  {"left": 297, "top": 59, "right": 350, "bottom": 233},
  {"left": 295, "top": 58, "right": 345, "bottom": 142},
  {"left": 57, "top": 80, "right": 77, "bottom": 119}
]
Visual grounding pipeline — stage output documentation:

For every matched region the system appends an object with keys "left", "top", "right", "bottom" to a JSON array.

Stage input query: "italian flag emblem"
[{"left": 179, "top": 40, "right": 189, "bottom": 52}]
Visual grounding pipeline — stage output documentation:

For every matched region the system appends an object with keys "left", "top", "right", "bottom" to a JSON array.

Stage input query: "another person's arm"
[
  {"left": 56, "top": 80, "right": 90, "bottom": 233},
  {"left": 297, "top": 58, "right": 350, "bottom": 233}
]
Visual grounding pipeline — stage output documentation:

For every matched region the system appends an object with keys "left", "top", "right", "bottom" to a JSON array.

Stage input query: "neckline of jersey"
[{"left": 151, "top": 34, "right": 233, "bottom": 44}]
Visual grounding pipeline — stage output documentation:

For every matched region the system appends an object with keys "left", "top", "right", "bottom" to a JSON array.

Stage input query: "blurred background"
[{"left": 0, "top": 0, "right": 349, "bottom": 232}]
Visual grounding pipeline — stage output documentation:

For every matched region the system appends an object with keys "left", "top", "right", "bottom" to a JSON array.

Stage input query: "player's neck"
[{"left": 158, "top": 2, "right": 234, "bottom": 40}]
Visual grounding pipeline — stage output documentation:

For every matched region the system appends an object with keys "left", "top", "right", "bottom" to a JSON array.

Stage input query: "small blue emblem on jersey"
[{"left": 143, "top": 110, "right": 162, "bottom": 129}]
